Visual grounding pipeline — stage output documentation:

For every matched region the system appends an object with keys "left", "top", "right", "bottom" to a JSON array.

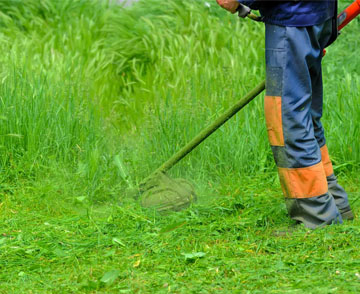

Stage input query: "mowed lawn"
[{"left": 1, "top": 175, "right": 360, "bottom": 293}]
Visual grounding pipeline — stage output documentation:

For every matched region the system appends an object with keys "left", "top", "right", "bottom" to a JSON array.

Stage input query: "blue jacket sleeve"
[{"left": 238, "top": 0, "right": 261, "bottom": 10}]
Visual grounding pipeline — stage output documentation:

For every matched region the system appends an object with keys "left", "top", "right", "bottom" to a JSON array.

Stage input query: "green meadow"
[{"left": 0, "top": 0, "right": 359, "bottom": 292}]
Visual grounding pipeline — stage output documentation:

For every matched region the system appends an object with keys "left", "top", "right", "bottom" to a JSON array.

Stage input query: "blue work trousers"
[{"left": 265, "top": 19, "right": 350, "bottom": 228}]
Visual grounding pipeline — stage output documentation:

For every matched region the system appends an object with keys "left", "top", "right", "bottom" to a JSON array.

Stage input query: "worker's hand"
[{"left": 216, "top": 0, "right": 240, "bottom": 14}]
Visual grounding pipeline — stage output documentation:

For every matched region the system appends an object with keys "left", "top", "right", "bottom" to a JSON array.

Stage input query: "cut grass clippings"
[{"left": 1, "top": 175, "right": 360, "bottom": 293}]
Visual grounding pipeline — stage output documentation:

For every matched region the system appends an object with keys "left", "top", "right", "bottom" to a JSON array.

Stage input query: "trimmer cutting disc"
[{"left": 140, "top": 172, "right": 197, "bottom": 213}]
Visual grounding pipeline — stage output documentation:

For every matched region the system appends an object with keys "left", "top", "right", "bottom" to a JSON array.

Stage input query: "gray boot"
[
  {"left": 327, "top": 174, "right": 354, "bottom": 220},
  {"left": 285, "top": 193, "right": 343, "bottom": 229}
]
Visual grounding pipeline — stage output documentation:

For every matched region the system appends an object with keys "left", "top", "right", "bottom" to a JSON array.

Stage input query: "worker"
[{"left": 216, "top": 0, "right": 354, "bottom": 228}]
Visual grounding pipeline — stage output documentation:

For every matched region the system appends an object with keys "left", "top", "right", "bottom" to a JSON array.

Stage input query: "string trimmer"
[{"left": 138, "top": 0, "right": 360, "bottom": 212}]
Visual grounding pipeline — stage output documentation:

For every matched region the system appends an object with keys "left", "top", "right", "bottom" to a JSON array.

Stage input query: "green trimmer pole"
[{"left": 143, "top": 80, "right": 266, "bottom": 184}]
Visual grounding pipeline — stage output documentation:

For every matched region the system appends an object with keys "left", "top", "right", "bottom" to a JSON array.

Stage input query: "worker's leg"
[
  {"left": 310, "top": 67, "right": 353, "bottom": 219},
  {"left": 265, "top": 21, "right": 342, "bottom": 228}
]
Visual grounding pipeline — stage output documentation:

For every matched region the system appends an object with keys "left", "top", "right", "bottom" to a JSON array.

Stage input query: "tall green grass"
[{"left": 0, "top": 0, "right": 358, "bottom": 202}]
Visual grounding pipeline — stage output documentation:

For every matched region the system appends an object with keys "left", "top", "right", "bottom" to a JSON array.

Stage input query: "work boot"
[
  {"left": 327, "top": 174, "right": 354, "bottom": 221},
  {"left": 340, "top": 207, "right": 354, "bottom": 221},
  {"left": 285, "top": 193, "right": 343, "bottom": 229}
]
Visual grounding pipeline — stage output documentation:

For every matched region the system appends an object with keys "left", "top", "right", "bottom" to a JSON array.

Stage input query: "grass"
[
  {"left": 1, "top": 176, "right": 360, "bottom": 293},
  {"left": 0, "top": 0, "right": 359, "bottom": 292}
]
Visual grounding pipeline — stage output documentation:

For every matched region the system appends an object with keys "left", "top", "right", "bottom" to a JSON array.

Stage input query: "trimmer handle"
[
  {"left": 236, "top": 4, "right": 262, "bottom": 21},
  {"left": 338, "top": 0, "right": 360, "bottom": 31},
  {"left": 323, "top": 0, "right": 360, "bottom": 55}
]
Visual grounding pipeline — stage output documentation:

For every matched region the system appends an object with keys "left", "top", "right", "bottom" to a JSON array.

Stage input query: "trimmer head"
[{"left": 140, "top": 172, "right": 197, "bottom": 213}]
